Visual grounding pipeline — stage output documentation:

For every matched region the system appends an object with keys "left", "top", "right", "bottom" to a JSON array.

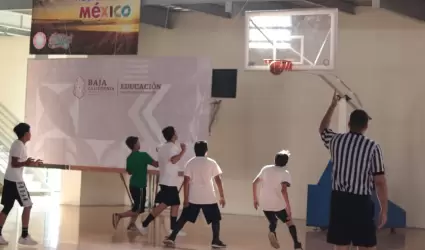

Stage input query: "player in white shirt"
[
  {"left": 141, "top": 126, "right": 186, "bottom": 235},
  {"left": 252, "top": 150, "right": 303, "bottom": 250},
  {"left": 0, "top": 123, "right": 43, "bottom": 246},
  {"left": 163, "top": 141, "right": 226, "bottom": 248}
]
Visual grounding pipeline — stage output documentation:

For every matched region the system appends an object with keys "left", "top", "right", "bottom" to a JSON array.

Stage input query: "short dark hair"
[
  {"left": 13, "top": 123, "right": 30, "bottom": 139},
  {"left": 162, "top": 126, "right": 176, "bottom": 142},
  {"left": 275, "top": 150, "right": 290, "bottom": 167},
  {"left": 125, "top": 136, "right": 139, "bottom": 150},
  {"left": 349, "top": 109, "right": 369, "bottom": 130},
  {"left": 194, "top": 141, "right": 208, "bottom": 156}
]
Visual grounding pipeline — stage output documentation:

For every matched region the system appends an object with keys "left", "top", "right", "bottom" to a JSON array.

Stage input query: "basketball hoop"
[{"left": 264, "top": 59, "right": 293, "bottom": 75}]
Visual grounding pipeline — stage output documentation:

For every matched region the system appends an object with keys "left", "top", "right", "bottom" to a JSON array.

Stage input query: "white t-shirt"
[
  {"left": 4, "top": 140, "right": 27, "bottom": 182},
  {"left": 184, "top": 157, "right": 222, "bottom": 204},
  {"left": 157, "top": 142, "right": 181, "bottom": 187},
  {"left": 257, "top": 165, "right": 292, "bottom": 212}
]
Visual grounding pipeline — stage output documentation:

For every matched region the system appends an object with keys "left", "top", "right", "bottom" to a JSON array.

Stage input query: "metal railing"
[
  {"left": 0, "top": 10, "right": 31, "bottom": 37},
  {"left": 0, "top": 103, "right": 51, "bottom": 191}
]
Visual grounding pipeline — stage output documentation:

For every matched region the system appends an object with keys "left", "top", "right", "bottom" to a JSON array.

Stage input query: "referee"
[{"left": 319, "top": 92, "right": 388, "bottom": 250}]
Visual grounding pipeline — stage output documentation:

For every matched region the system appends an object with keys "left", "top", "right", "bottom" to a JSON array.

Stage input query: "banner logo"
[
  {"left": 87, "top": 78, "right": 116, "bottom": 95},
  {"left": 33, "top": 32, "right": 47, "bottom": 50},
  {"left": 119, "top": 82, "right": 161, "bottom": 94},
  {"left": 79, "top": 3, "right": 132, "bottom": 19},
  {"left": 74, "top": 77, "right": 86, "bottom": 99},
  {"left": 48, "top": 33, "right": 73, "bottom": 50}
]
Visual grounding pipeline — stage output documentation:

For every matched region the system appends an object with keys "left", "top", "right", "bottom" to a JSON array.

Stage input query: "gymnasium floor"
[{"left": 0, "top": 196, "right": 419, "bottom": 250}]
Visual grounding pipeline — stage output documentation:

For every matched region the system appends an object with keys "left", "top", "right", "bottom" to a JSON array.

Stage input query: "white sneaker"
[
  {"left": 0, "top": 236, "right": 8, "bottom": 245},
  {"left": 169, "top": 230, "right": 187, "bottom": 237},
  {"left": 138, "top": 225, "right": 148, "bottom": 235},
  {"left": 18, "top": 235, "right": 38, "bottom": 245},
  {"left": 267, "top": 232, "right": 280, "bottom": 249}
]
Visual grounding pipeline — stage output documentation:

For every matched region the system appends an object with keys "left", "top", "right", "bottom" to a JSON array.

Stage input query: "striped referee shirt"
[{"left": 321, "top": 128, "right": 385, "bottom": 196}]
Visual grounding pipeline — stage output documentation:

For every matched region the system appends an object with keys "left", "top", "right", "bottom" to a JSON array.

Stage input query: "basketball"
[{"left": 269, "top": 61, "right": 284, "bottom": 75}]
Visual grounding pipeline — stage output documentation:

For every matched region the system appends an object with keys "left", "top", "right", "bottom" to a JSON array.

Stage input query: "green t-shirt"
[{"left": 126, "top": 151, "right": 154, "bottom": 188}]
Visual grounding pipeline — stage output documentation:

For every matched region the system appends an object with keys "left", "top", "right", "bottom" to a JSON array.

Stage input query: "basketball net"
[{"left": 264, "top": 59, "right": 293, "bottom": 75}]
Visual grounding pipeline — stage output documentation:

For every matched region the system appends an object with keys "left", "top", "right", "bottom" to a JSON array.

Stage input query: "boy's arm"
[
  {"left": 252, "top": 177, "right": 261, "bottom": 209},
  {"left": 145, "top": 153, "right": 158, "bottom": 168},
  {"left": 11, "top": 157, "right": 33, "bottom": 168},
  {"left": 281, "top": 183, "right": 292, "bottom": 219},
  {"left": 151, "top": 160, "right": 158, "bottom": 167},
  {"left": 183, "top": 176, "right": 190, "bottom": 206},
  {"left": 214, "top": 175, "right": 225, "bottom": 207},
  {"left": 170, "top": 143, "right": 186, "bottom": 164},
  {"left": 126, "top": 161, "right": 132, "bottom": 174},
  {"left": 10, "top": 144, "right": 33, "bottom": 168},
  {"left": 252, "top": 169, "right": 263, "bottom": 209}
]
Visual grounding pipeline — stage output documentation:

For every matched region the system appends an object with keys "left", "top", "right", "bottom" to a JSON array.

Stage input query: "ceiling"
[{"left": 0, "top": 0, "right": 423, "bottom": 34}]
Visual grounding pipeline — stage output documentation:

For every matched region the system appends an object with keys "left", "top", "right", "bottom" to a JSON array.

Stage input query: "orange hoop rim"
[
  {"left": 264, "top": 59, "right": 294, "bottom": 73},
  {"left": 263, "top": 59, "right": 293, "bottom": 66}
]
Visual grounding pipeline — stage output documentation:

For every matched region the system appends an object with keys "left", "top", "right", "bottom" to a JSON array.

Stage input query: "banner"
[
  {"left": 30, "top": 0, "right": 141, "bottom": 55},
  {"left": 25, "top": 57, "right": 212, "bottom": 169}
]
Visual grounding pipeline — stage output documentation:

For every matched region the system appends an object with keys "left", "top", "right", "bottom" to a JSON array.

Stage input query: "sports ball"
[{"left": 269, "top": 61, "right": 284, "bottom": 75}]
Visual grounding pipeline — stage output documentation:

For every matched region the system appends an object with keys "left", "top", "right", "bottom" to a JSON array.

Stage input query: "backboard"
[{"left": 245, "top": 8, "right": 338, "bottom": 71}]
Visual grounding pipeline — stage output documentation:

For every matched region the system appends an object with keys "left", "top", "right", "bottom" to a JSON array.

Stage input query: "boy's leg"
[
  {"left": 170, "top": 205, "right": 179, "bottom": 231},
  {"left": 277, "top": 209, "right": 302, "bottom": 249},
  {"left": 160, "top": 185, "right": 185, "bottom": 235},
  {"left": 264, "top": 211, "right": 280, "bottom": 249},
  {"left": 0, "top": 179, "right": 18, "bottom": 245},
  {"left": 165, "top": 214, "right": 189, "bottom": 241},
  {"left": 202, "top": 203, "right": 226, "bottom": 248},
  {"left": 127, "top": 215, "right": 138, "bottom": 228},
  {"left": 141, "top": 185, "right": 170, "bottom": 228},
  {"left": 264, "top": 211, "right": 278, "bottom": 232},
  {"left": 17, "top": 182, "right": 37, "bottom": 245},
  {"left": 127, "top": 187, "right": 147, "bottom": 230},
  {"left": 164, "top": 203, "right": 199, "bottom": 246},
  {"left": 113, "top": 187, "right": 143, "bottom": 229},
  {"left": 168, "top": 185, "right": 181, "bottom": 231}
]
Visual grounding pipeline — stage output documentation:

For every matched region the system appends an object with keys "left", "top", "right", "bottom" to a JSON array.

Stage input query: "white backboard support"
[{"left": 245, "top": 8, "right": 338, "bottom": 71}]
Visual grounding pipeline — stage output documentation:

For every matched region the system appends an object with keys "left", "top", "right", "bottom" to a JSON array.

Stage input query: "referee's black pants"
[{"left": 327, "top": 191, "right": 377, "bottom": 247}]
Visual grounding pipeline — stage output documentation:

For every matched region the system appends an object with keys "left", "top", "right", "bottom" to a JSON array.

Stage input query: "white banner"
[{"left": 25, "top": 57, "right": 212, "bottom": 169}]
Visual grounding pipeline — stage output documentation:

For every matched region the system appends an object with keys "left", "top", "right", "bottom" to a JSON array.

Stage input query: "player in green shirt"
[{"left": 112, "top": 136, "right": 158, "bottom": 232}]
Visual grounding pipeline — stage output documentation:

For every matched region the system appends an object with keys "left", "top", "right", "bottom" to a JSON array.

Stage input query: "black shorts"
[
  {"left": 1, "top": 179, "right": 32, "bottom": 208},
  {"left": 180, "top": 203, "right": 222, "bottom": 224},
  {"left": 327, "top": 191, "right": 376, "bottom": 247},
  {"left": 154, "top": 185, "right": 180, "bottom": 206},
  {"left": 130, "top": 186, "right": 146, "bottom": 213},
  {"left": 264, "top": 209, "right": 290, "bottom": 224}
]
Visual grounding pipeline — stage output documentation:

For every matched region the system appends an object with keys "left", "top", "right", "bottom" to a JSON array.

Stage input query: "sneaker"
[
  {"left": 211, "top": 240, "right": 227, "bottom": 249},
  {"left": 18, "top": 235, "right": 38, "bottom": 245},
  {"left": 163, "top": 237, "right": 175, "bottom": 247},
  {"left": 268, "top": 232, "right": 280, "bottom": 249},
  {"left": 112, "top": 213, "right": 121, "bottom": 229},
  {"left": 138, "top": 225, "right": 148, "bottom": 235},
  {"left": 0, "top": 236, "right": 8, "bottom": 245},
  {"left": 128, "top": 223, "right": 148, "bottom": 235},
  {"left": 294, "top": 242, "right": 303, "bottom": 250},
  {"left": 169, "top": 229, "right": 186, "bottom": 237},
  {"left": 127, "top": 223, "right": 138, "bottom": 232}
]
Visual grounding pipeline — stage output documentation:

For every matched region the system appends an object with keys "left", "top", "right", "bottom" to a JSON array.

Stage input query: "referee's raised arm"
[{"left": 319, "top": 91, "right": 340, "bottom": 149}]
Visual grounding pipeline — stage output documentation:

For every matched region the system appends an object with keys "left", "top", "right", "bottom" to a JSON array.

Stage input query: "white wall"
[
  {"left": 1, "top": 7, "right": 425, "bottom": 227},
  {"left": 136, "top": 8, "right": 425, "bottom": 227},
  {"left": 0, "top": 36, "right": 29, "bottom": 121}
]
